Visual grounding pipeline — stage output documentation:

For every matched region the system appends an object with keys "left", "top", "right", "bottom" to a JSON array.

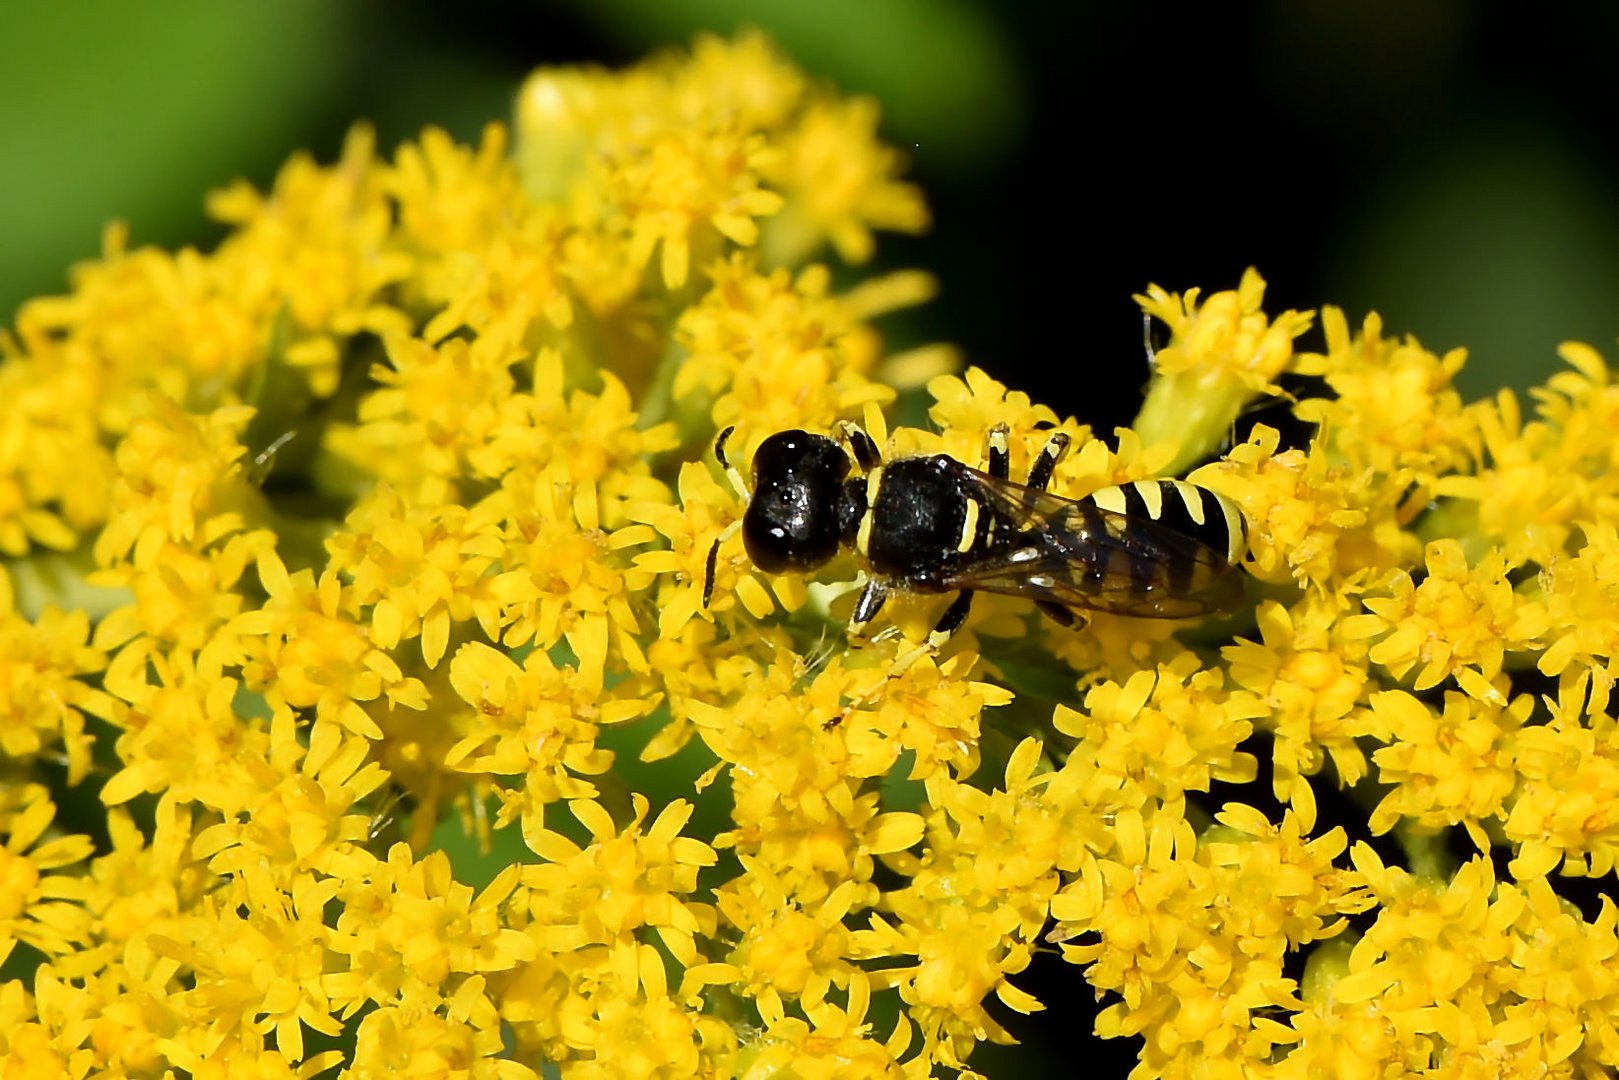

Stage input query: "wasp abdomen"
[
  {"left": 1083, "top": 479, "right": 1248, "bottom": 599},
  {"left": 1085, "top": 479, "right": 1247, "bottom": 561}
]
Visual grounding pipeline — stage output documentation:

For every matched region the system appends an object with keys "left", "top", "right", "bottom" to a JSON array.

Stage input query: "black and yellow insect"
[{"left": 703, "top": 421, "right": 1248, "bottom": 652}]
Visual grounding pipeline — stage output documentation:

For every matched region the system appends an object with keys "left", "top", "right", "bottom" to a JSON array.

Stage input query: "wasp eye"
[{"left": 743, "top": 430, "right": 851, "bottom": 574}]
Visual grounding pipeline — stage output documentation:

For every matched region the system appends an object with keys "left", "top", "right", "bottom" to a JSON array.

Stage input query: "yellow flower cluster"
[{"left": 5, "top": 28, "right": 1619, "bottom": 1079}]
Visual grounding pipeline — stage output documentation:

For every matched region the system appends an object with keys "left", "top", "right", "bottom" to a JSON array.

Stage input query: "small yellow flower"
[
  {"left": 685, "top": 643, "right": 950, "bottom": 909},
  {"left": 924, "top": 366, "right": 1063, "bottom": 452},
  {"left": 522, "top": 796, "right": 718, "bottom": 955},
  {"left": 674, "top": 30, "right": 809, "bottom": 131},
  {"left": 99, "top": 651, "right": 270, "bottom": 812},
  {"left": 14, "top": 220, "right": 261, "bottom": 450},
  {"left": 1435, "top": 388, "right": 1573, "bottom": 566},
  {"left": 91, "top": 401, "right": 257, "bottom": 571},
  {"left": 0, "top": 571, "right": 115, "bottom": 784},
  {"left": 326, "top": 486, "right": 505, "bottom": 668},
  {"left": 862, "top": 741, "right": 1069, "bottom": 1063},
  {"left": 0, "top": 787, "right": 94, "bottom": 962},
  {"left": 206, "top": 126, "right": 414, "bottom": 396},
  {"left": 550, "top": 942, "right": 732, "bottom": 1077},
  {"left": 235, "top": 547, "right": 429, "bottom": 740},
  {"left": 1302, "top": 849, "right": 1615, "bottom": 1073},
  {"left": 328, "top": 332, "right": 523, "bottom": 496},
  {"left": 1134, "top": 267, "right": 1314, "bottom": 472},
  {"left": 29, "top": 955, "right": 194, "bottom": 1075},
  {"left": 738, "top": 972, "right": 908, "bottom": 1078},
  {"left": 1295, "top": 306, "right": 1474, "bottom": 481},
  {"left": 671, "top": 254, "right": 898, "bottom": 437},
  {"left": 79, "top": 801, "right": 208, "bottom": 959},
  {"left": 388, "top": 123, "right": 521, "bottom": 262},
  {"left": 1364, "top": 688, "right": 1526, "bottom": 846},
  {"left": 444, "top": 640, "right": 651, "bottom": 839},
  {"left": 719, "top": 873, "right": 861, "bottom": 1018},
  {"left": 1538, "top": 518, "right": 1619, "bottom": 717},
  {"left": 485, "top": 463, "right": 655, "bottom": 695},
  {"left": 1346, "top": 538, "right": 1547, "bottom": 703},
  {"left": 1498, "top": 875, "right": 1619, "bottom": 1072},
  {"left": 1055, "top": 654, "right": 1263, "bottom": 809},
  {"left": 1198, "top": 425, "right": 1419, "bottom": 592},
  {"left": 349, "top": 998, "right": 535, "bottom": 1079},
  {"left": 1225, "top": 597, "right": 1371, "bottom": 815},
  {"left": 607, "top": 124, "right": 784, "bottom": 291},
  {"left": 634, "top": 461, "right": 744, "bottom": 637},
  {"left": 762, "top": 95, "right": 928, "bottom": 266},
  {"left": 149, "top": 867, "right": 345, "bottom": 1062},
  {"left": 90, "top": 529, "right": 271, "bottom": 659},
  {"left": 1505, "top": 699, "right": 1619, "bottom": 878},
  {"left": 328, "top": 847, "right": 534, "bottom": 1015},
  {"left": 191, "top": 717, "right": 389, "bottom": 883}
]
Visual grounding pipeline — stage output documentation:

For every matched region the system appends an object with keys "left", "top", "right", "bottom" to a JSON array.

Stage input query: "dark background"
[
  {"left": 8, "top": 1, "right": 1619, "bottom": 1073},
  {"left": 7, "top": 2, "right": 1619, "bottom": 433}
]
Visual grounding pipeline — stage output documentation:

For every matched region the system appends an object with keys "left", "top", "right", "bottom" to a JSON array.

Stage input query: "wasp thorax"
[{"left": 743, "top": 429, "right": 853, "bottom": 573}]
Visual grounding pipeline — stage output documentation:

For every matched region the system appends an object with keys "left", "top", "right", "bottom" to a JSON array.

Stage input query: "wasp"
[{"left": 702, "top": 421, "right": 1248, "bottom": 659}]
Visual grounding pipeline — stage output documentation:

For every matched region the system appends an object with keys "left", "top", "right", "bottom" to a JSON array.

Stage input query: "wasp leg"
[
  {"left": 835, "top": 420, "right": 882, "bottom": 473},
  {"left": 828, "top": 589, "right": 973, "bottom": 729},
  {"left": 923, "top": 588, "right": 974, "bottom": 651},
  {"left": 846, "top": 579, "right": 890, "bottom": 640},
  {"left": 867, "top": 590, "right": 973, "bottom": 694},
  {"left": 986, "top": 423, "right": 1011, "bottom": 480},
  {"left": 1026, "top": 431, "right": 1072, "bottom": 492},
  {"left": 826, "top": 578, "right": 890, "bottom": 729},
  {"left": 1026, "top": 439, "right": 1076, "bottom": 632}
]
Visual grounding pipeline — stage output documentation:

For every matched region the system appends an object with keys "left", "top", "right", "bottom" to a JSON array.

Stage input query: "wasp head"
[{"left": 743, "top": 430, "right": 863, "bottom": 573}]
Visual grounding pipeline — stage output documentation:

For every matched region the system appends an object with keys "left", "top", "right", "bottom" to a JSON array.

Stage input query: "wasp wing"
[{"left": 937, "top": 468, "right": 1246, "bottom": 619}]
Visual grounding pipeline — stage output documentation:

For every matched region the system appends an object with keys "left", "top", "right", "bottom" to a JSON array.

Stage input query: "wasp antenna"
[
  {"left": 702, "top": 537, "right": 721, "bottom": 608},
  {"left": 699, "top": 534, "right": 718, "bottom": 608},
  {"left": 714, "top": 426, "right": 749, "bottom": 500},
  {"left": 702, "top": 518, "right": 744, "bottom": 609}
]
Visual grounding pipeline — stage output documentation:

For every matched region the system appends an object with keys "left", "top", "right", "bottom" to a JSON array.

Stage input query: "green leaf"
[{"left": 0, "top": 0, "right": 353, "bottom": 322}]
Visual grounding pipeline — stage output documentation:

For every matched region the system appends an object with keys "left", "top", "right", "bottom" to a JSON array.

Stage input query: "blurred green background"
[
  {"left": 8, "top": 1, "right": 1619, "bottom": 423},
  {"left": 12, "top": 1, "right": 1619, "bottom": 432},
  {"left": 9, "top": 0, "right": 1619, "bottom": 1073}
]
